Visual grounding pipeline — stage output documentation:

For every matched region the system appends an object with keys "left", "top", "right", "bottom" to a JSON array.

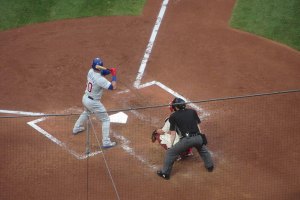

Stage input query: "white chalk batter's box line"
[
  {"left": 25, "top": 113, "right": 147, "bottom": 158},
  {"left": 0, "top": 110, "right": 159, "bottom": 170},
  {"left": 0, "top": 111, "right": 96, "bottom": 160},
  {"left": 27, "top": 117, "right": 99, "bottom": 160}
]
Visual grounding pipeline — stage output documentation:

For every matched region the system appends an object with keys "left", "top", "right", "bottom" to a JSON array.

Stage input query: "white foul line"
[
  {"left": 134, "top": 0, "right": 169, "bottom": 88},
  {"left": 133, "top": 0, "right": 209, "bottom": 117}
]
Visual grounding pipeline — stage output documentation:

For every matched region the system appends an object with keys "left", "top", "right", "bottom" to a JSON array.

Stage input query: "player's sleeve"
[
  {"left": 96, "top": 77, "right": 112, "bottom": 89},
  {"left": 108, "top": 84, "right": 114, "bottom": 90}
]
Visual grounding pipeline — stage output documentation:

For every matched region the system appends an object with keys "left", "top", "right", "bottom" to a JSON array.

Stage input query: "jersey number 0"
[{"left": 87, "top": 82, "right": 93, "bottom": 92}]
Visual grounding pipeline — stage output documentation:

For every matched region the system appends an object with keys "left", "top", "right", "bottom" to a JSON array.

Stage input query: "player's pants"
[
  {"left": 161, "top": 135, "right": 213, "bottom": 175},
  {"left": 73, "top": 95, "right": 112, "bottom": 145}
]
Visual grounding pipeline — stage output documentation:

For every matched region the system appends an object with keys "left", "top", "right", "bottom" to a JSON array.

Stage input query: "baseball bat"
[{"left": 95, "top": 65, "right": 110, "bottom": 70}]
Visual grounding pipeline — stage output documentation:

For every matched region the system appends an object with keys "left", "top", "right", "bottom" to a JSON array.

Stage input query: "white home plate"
[{"left": 109, "top": 112, "right": 128, "bottom": 124}]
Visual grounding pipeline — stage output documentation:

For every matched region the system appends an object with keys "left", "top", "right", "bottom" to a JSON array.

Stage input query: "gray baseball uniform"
[{"left": 73, "top": 68, "right": 114, "bottom": 146}]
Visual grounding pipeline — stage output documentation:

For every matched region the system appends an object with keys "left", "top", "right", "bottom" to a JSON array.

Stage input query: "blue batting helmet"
[{"left": 91, "top": 57, "right": 104, "bottom": 70}]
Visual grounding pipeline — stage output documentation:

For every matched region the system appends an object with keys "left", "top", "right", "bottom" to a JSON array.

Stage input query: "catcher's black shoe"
[{"left": 157, "top": 170, "right": 170, "bottom": 180}]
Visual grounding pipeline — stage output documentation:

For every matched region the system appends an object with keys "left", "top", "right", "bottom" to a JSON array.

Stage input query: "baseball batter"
[{"left": 73, "top": 57, "right": 117, "bottom": 149}]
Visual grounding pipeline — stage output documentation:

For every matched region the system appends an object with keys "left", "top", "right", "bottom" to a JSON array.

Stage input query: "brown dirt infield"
[{"left": 0, "top": 0, "right": 299, "bottom": 200}]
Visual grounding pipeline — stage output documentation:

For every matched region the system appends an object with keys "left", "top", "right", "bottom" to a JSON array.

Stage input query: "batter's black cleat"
[
  {"left": 157, "top": 170, "right": 170, "bottom": 180},
  {"left": 207, "top": 165, "right": 214, "bottom": 172}
]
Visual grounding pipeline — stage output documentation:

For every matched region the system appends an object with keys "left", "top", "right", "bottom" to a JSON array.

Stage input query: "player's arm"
[
  {"left": 156, "top": 128, "right": 165, "bottom": 134},
  {"left": 108, "top": 80, "right": 117, "bottom": 90},
  {"left": 156, "top": 119, "right": 170, "bottom": 134},
  {"left": 108, "top": 68, "right": 117, "bottom": 90},
  {"left": 155, "top": 123, "right": 167, "bottom": 135}
]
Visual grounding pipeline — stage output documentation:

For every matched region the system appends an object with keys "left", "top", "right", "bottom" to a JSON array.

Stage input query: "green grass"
[
  {"left": 230, "top": 0, "right": 300, "bottom": 51},
  {"left": 0, "top": 0, "right": 146, "bottom": 31},
  {"left": 2, "top": 0, "right": 299, "bottom": 51}
]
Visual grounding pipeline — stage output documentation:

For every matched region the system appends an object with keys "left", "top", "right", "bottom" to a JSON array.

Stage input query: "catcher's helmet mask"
[
  {"left": 171, "top": 97, "right": 186, "bottom": 110},
  {"left": 92, "top": 57, "right": 104, "bottom": 71}
]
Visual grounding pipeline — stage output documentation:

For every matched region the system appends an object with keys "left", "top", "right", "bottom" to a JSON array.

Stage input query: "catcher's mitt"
[{"left": 151, "top": 129, "right": 158, "bottom": 143}]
